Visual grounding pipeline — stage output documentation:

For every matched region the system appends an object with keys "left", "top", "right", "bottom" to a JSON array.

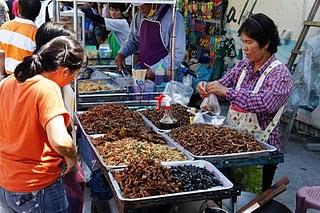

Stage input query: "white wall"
[
  {"left": 225, "top": 0, "right": 320, "bottom": 63},
  {"left": 226, "top": 0, "right": 320, "bottom": 40}
]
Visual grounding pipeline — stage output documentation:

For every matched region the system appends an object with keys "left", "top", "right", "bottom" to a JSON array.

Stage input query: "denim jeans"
[{"left": 0, "top": 178, "right": 68, "bottom": 213}]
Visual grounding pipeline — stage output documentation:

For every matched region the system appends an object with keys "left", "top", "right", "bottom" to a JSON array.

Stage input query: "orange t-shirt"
[{"left": 0, "top": 75, "right": 70, "bottom": 192}]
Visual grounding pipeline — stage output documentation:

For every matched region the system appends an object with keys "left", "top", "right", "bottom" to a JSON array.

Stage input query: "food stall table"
[{"left": 208, "top": 151, "right": 284, "bottom": 169}]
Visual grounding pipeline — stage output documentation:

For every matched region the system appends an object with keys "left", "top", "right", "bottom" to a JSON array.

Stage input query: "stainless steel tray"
[
  {"left": 160, "top": 130, "right": 277, "bottom": 161},
  {"left": 78, "top": 78, "right": 126, "bottom": 95},
  {"left": 85, "top": 134, "right": 193, "bottom": 170},
  {"left": 74, "top": 112, "right": 91, "bottom": 137},
  {"left": 108, "top": 160, "right": 233, "bottom": 202},
  {"left": 74, "top": 112, "right": 194, "bottom": 170}
]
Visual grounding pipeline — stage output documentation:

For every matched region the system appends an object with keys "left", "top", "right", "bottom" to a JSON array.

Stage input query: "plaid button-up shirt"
[{"left": 219, "top": 55, "right": 293, "bottom": 151}]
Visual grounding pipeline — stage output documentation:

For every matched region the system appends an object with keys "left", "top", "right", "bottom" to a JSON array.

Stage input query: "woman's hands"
[
  {"left": 197, "top": 81, "right": 208, "bottom": 98},
  {"left": 197, "top": 81, "right": 228, "bottom": 98},
  {"left": 115, "top": 53, "right": 125, "bottom": 70},
  {"left": 62, "top": 156, "right": 78, "bottom": 176}
]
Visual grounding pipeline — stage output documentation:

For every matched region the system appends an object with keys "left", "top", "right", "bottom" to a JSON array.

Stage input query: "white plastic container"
[{"left": 98, "top": 43, "right": 112, "bottom": 58}]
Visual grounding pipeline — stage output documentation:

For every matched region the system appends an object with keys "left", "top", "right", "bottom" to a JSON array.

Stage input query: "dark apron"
[{"left": 139, "top": 5, "right": 171, "bottom": 69}]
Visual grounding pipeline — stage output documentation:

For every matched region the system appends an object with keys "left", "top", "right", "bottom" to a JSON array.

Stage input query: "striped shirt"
[
  {"left": 219, "top": 55, "right": 293, "bottom": 150},
  {"left": 0, "top": 17, "right": 37, "bottom": 74},
  {"left": 0, "top": 0, "right": 9, "bottom": 25}
]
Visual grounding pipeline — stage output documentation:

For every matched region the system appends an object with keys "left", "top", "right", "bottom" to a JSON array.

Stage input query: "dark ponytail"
[
  {"left": 14, "top": 36, "right": 87, "bottom": 83},
  {"left": 15, "top": 55, "right": 43, "bottom": 82}
]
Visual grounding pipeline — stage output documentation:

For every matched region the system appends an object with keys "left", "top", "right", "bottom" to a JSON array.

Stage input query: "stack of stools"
[{"left": 296, "top": 186, "right": 320, "bottom": 213}]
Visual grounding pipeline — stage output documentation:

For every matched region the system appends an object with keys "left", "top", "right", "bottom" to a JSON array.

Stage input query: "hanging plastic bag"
[
  {"left": 63, "top": 163, "right": 85, "bottom": 213},
  {"left": 200, "top": 93, "right": 221, "bottom": 115},
  {"left": 163, "top": 81, "right": 194, "bottom": 106},
  {"left": 290, "top": 34, "right": 320, "bottom": 109}
]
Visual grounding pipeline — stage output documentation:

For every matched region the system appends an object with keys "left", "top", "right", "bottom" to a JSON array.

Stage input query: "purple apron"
[{"left": 139, "top": 5, "right": 171, "bottom": 69}]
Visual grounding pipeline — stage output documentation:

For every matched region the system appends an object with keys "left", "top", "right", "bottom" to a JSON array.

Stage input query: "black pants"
[{"left": 262, "top": 164, "right": 278, "bottom": 192}]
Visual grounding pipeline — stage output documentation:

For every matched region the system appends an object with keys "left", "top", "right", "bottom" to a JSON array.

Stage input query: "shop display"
[
  {"left": 94, "top": 127, "right": 166, "bottom": 145},
  {"left": 78, "top": 104, "right": 146, "bottom": 134},
  {"left": 181, "top": 0, "right": 228, "bottom": 64},
  {"left": 78, "top": 104, "right": 169, "bottom": 145},
  {"left": 141, "top": 104, "right": 192, "bottom": 129},
  {"left": 171, "top": 165, "right": 222, "bottom": 192},
  {"left": 93, "top": 137, "right": 187, "bottom": 166},
  {"left": 113, "top": 160, "right": 225, "bottom": 199},
  {"left": 169, "top": 124, "right": 263, "bottom": 155},
  {"left": 77, "top": 78, "right": 125, "bottom": 94},
  {"left": 114, "top": 160, "right": 181, "bottom": 198},
  {"left": 78, "top": 80, "right": 112, "bottom": 93}
]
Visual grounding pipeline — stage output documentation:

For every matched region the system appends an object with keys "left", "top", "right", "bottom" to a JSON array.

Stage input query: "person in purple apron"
[
  {"left": 115, "top": 3, "right": 186, "bottom": 81},
  {"left": 198, "top": 13, "right": 293, "bottom": 191}
]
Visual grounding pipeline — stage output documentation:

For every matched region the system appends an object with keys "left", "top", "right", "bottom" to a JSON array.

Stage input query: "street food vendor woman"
[
  {"left": 197, "top": 13, "right": 293, "bottom": 191},
  {"left": 115, "top": 3, "right": 186, "bottom": 81}
]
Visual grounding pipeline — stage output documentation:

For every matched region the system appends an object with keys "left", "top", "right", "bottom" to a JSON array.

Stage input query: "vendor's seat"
[{"left": 295, "top": 186, "right": 320, "bottom": 213}]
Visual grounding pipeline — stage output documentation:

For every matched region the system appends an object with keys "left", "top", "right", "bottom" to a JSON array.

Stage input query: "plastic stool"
[{"left": 296, "top": 186, "right": 320, "bottom": 213}]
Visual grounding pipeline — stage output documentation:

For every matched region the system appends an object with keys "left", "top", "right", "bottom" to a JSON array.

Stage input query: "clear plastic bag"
[
  {"left": 193, "top": 110, "right": 226, "bottom": 126},
  {"left": 290, "top": 34, "right": 320, "bottom": 109},
  {"left": 200, "top": 93, "right": 221, "bottom": 115},
  {"left": 163, "top": 81, "right": 194, "bottom": 106}
]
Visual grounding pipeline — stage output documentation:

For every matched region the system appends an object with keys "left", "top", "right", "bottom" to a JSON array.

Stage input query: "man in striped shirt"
[
  {"left": 0, "top": 0, "right": 41, "bottom": 79},
  {"left": 0, "top": 0, "right": 10, "bottom": 26}
]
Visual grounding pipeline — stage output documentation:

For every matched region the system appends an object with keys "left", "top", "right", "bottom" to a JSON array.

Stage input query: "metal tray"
[
  {"left": 85, "top": 134, "right": 193, "bottom": 170},
  {"left": 74, "top": 112, "right": 91, "bottom": 137},
  {"left": 108, "top": 160, "right": 233, "bottom": 202},
  {"left": 160, "top": 129, "right": 277, "bottom": 161},
  {"left": 77, "top": 78, "right": 126, "bottom": 95},
  {"left": 74, "top": 112, "right": 193, "bottom": 170}
]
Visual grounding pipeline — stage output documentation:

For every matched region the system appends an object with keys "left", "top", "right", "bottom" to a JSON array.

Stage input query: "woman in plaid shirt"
[{"left": 198, "top": 13, "right": 293, "bottom": 191}]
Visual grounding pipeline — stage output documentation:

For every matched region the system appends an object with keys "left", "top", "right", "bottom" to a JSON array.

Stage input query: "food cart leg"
[{"left": 231, "top": 195, "right": 237, "bottom": 213}]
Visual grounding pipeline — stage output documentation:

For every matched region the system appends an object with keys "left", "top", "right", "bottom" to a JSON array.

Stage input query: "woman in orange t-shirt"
[{"left": 0, "top": 36, "right": 87, "bottom": 213}]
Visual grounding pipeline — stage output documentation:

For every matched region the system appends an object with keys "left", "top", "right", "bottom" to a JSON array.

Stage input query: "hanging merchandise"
[{"left": 180, "top": 0, "right": 228, "bottom": 67}]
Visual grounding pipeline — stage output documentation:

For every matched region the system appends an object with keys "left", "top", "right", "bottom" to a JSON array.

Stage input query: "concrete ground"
[{"left": 274, "top": 134, "right": 320, "bottom": 212}]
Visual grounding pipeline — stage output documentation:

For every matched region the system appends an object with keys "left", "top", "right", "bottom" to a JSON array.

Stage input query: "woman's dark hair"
[
  {"left": 238, "top": 13, "right": 280, "bottom": 53},
  {"left": 15, "top": 36, "right": 88, "bottom": 82},
  {"left": 109, "top": 3, "right": 126, "bottom": 13},
  {"left": 34, "top": 22, "right": 75, "bottom": 53},
  {"left": 19, "top": 0, "right": 41, "bottom": 21}
]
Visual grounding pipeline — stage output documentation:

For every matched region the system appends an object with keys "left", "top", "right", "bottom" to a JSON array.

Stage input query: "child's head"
[
  {"left": 109, "top": 3, "right": 126, "bottom": 19},
  {"left": 19, "top": 0, "right": 41, "bottom": 21},
  {"left": 35, "top": 22, "right": 75, "bottom": 53}
]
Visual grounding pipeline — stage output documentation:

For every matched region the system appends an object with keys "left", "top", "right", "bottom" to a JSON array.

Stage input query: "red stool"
[{"left": 296, "top": 186, "right": 320, "bottom": 213}]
